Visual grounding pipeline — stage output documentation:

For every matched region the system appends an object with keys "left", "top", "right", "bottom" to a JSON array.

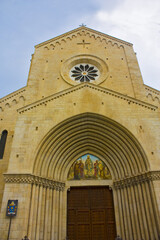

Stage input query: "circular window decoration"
[
  {"left": 61, "top": 54, "right": 109, "bottom": 86},
  {"left": 70, "top": 64, "right": 100, "bottom": 83}
]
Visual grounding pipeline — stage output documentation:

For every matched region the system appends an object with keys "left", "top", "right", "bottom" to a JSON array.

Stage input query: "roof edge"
[
  {"left": 18, "top": 83, "right": 157, "bottom": 114},
  {"left": 0, "top": 86, "right": 26, "bottom": 103},
  {"left": 35, "top": 26, "right": 133, "bottom": 48}
]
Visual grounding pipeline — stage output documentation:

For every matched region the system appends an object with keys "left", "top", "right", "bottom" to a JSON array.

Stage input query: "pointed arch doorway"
[
  {"left": 31, "top": 113, "right": 160, "bottom": 240},
  {"left": 67, "top": 186, "right": 116, "bottom": 240}
]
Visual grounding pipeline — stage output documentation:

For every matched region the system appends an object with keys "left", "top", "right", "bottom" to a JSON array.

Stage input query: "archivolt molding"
[
  {"left": 3, "top": 173, "right": 65, "bottom": 191},
  {"left": 113, "top": 170, "right": 160, "bottom": 189},
  {"left": 33, "top": 113, "right": 150, "bottom": 181},
  {"left": 17, "top": 83, "right": 157, "bottom": 114}
]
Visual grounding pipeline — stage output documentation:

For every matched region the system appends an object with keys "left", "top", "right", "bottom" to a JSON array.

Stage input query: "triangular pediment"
[
  {"left": 35, "top": 26, "right": 133, "bottom": 49},
  {"left": 18, "top": 83, "right": 157, "bottom": 114}
]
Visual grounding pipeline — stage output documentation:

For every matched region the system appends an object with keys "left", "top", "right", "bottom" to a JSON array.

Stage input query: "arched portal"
[
  {"left": 33, "top": 113, "right": 149, "bottom": 180},
  {"left": 27, "top": 113, "right": 160, "bottom": 240}
]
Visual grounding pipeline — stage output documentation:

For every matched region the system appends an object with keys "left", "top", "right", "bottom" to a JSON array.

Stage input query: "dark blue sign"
[{"left": 6, "top": 200, "right": 18, "bottom": 217}]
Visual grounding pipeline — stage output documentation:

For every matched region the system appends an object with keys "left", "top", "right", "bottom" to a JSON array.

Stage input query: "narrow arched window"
[{"left": 0, "top": 130, "right": 8, "bottom": 159}]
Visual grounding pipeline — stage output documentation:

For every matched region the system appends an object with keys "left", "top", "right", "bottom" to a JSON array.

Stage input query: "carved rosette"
[{"left": 61, "top": 54, "right": 108, "bottom": 86}]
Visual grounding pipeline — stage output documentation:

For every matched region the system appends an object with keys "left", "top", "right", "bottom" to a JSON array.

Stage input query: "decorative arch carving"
[
  {"left": 40, "top": 29, "right": 127, "bottom": 52},
  {"left": 154, "top": 96, "right": 160, "bottom": 103},
  {"left": 33, "top": 113, "right": 149, "bottom": 181},
  {"left": 12, "top": 99, "right": 17, "bottom": 105},
  {"left": 5, "top": 103, "right": 10, "bottom": 108},
  {"left": 147, "top": 93, "right": 153, "bottom": 100},
  {"left": 30, "top": 114, "right": 160, "bottom": 239},
  {"left": 44, "top": 46, "right": 49, "bottom": 50},
  {"left": 50, "top": 44, "right": 55, "bottom": 50},
  {"left": 19, "top": 96, "right": 25, "bottom": 102}
]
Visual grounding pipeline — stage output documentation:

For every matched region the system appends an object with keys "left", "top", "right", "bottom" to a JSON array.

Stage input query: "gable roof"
[{"left": 35, "top": 26, "right": 133, "bottom": 48}]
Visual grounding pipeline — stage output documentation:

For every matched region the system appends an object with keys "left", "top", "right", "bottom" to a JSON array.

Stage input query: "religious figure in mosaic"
[
  {"left": 74, "top": 161, "right": 80, "bottom": 179},
  {"left": 94, "top": 160, "right": 99, "bottom": 178},
  {"left": 79, "top": 159, "right": 84, "bottom": 178},
  {"left": 67, "top": 154, "right": 112, "bottom": 180},
  {"left": 85, "top": 155, "right": 94, "bottom": 177}
]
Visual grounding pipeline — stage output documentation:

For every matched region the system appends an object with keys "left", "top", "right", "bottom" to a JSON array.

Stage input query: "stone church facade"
[{"left": 0, "top": 26, "right": 160, "bottom": 240}]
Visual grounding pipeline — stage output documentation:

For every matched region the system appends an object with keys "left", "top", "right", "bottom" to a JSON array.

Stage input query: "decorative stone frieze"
[
  {"left": 18, "top": 83, "right": 158, "bottom": 114},
  {"left": 3, "top": 173, "right": 65, "bottom": 191},
  {"left": 0, "top": 88, "right": 26, "bottom": 112},
  {"left": 150, "top": 170, "right": 160, "bottom": 180},
  {"left": 0, "top": 88, "right": 26, "bottom": 103},
  {"left": 113, "top": 170, "right": 160, "bottom": 189},
  {"left": 35, "top": 26, "right": 132, "bottom": 50},
  {"left": 145, "top": 85, "right": 160, "bottom": 96},
  {"left": 146, "top": 93, "right": 160, "bottom": 104}
]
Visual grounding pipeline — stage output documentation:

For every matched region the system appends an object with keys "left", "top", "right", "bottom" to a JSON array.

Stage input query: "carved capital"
[
  {"left": 3, "top": 173, "right": 65, "bottom": 191},
  {"left": 113, "top": 171, "right": 160, "bottom": 189}
]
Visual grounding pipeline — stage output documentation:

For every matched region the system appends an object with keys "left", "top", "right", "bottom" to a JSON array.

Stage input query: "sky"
[{"left": 0, "top": 0, "right": 160, "bottom": 98}]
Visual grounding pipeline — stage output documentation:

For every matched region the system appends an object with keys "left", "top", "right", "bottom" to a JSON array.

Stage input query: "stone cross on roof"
[{"left": 79, "top": 23, "right": 86, "bottom": 27}]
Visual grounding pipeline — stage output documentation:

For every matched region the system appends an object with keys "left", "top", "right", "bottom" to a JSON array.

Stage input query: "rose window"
[{"left": 70, "top": 64, "right": 99, "bottom": 83}]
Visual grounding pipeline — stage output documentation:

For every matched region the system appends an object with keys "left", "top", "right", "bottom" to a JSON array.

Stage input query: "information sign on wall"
[{"left": 6, "top": 200, "right": 18, "bottom": 217}]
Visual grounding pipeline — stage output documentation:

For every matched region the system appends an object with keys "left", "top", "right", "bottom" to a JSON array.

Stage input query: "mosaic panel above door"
[{"left": 68, "top": 154, "right": 112, "bottom": 180}]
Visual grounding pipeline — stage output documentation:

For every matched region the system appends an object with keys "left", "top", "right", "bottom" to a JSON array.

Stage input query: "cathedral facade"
[{"left": 0, "top": 26, "right": 160, "bottom": 240}]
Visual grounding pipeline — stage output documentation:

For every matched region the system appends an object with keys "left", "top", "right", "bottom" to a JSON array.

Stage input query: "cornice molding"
[
  {"left": 3, "top": 173, "right": 65, "bottom": 191},
  {"left": 0, "top": 87, "right": 26, "bottom": 103},
  {"left": 113, "top": 171, "right": 160, "bottom": 189},
  {"left": 35, "top": 26, "right": 133, "bottom": 49},
  {"left": 18, "top": 83, "right": 158, "bottom": 114},
  {"left": 145, "top": 85, "right": 160, "bottom": 96}
]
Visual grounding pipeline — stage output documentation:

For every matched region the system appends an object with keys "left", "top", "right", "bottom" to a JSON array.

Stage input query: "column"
[
  {"left": 58, "top": 190, "right": 63, "bottom": 240},
  {"left": 120, "top": 188, "right": 128, "bottom": 240},
  {"left": 44, "top": 187, "right": 50, "bottom": 240},
  {"left": 28, "top": 184, "right": 39, "bottom": 239},
  {"left": 144, "top": 181, "right": 159, "bottom": 239},
  {"left": 141, "top": 182, "right": 154, "bottom": 239},
  {"left": 47, "top": 188, "right": 53, "bottom": 240},
  {"left": 40, "top": 187, "right": 46, "bottom": 240},
  {"left": 116, "top": 188, "right": 125, "bottom": 238},
  {"left": 35, "top": 185, "right": 43, "bottom": 240},
  {"left": 123, "top": 187, "right": 132, "bottom": 238},
  {"left": 137, "top": 183, "right": 149, "bottom": 239},
  {"left": 112, "top": 189, "right": 121, "bottom": 236},
  {"left": 133, "top": 184, "right": 144, "bottom": 239},
  {"left": 55, "top": 189, "right": 60, "bottom": 240}
]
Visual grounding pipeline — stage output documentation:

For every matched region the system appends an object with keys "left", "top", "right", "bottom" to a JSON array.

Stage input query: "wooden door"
[{"left": 67, "top": 186, "right": 116, "bottom": 240}]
